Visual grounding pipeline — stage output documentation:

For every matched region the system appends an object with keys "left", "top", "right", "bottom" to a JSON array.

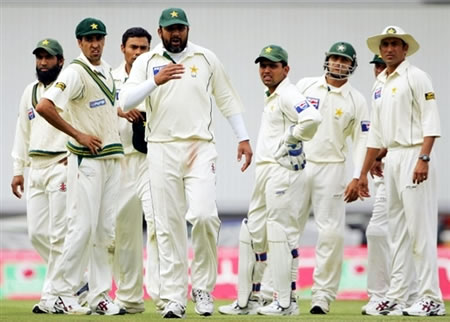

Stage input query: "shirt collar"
[
  {"left": 318, "top": 74, "right": 351, "bottom": 97},
  {"left": 380, "top": 59, "right": 410, "bottom": 81},
  {"left": 77, "top": 52, "right": 111, "bottom": 77},
  {"left": 265, "top": 77, "right": 291, "bottom": 98},
  {"left": 153, "top": 41, "right": 199, "bottom": 62}
]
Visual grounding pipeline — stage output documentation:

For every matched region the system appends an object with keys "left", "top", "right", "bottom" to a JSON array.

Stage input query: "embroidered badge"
[
  {"left": 28, "top": 108, "right": 35, "bottom": 120},
  {"left": 374, "top": 87, "right": 382, "bottom": 99},
  {"left": 89, "top": 98, "right": 106, "bottom": 108},
  {"left": 190, "top": 65, "right": 198, "bottom": 78},
  {"left": 55, "top": 82, "right": 66, "bottom": 91},
  {"left": 153, "top": 65, "right": 166, "bottom": 75},
  {"left": 361, "top": 120, "right": 370, "bottom": 132},
  {"left": 306, "top": 97, "right": 320, "bottom": 109},
  {"left": 335, "top": 108, "right": 343, "bottom": 118},
  {"left": 425, "top": 92, "right": 435, "bottom": 100},
  {"left": 59, "top": 182, "right": 67, "bottom": 192},
  {"left": 294, "top": 100, "right": 310, "bottom": 113}
]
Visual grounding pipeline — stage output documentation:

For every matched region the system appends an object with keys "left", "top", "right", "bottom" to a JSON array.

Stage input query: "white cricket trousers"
[
  {"left": 27, "top": 161, "right": 67, "bottom": 305},
  {"left": 147, "top": 140, "right": 220, "bottom": 306},
  {"left": 384, "top": 146, "right": 443, "bottom": 305},
  {"left": 114, "top": 152, "right": 153, "bottom": 308},
  {"left": 297, "top": 161, "right": 346, "bottom": 304},
  {"left": 50, "top": 155, "right": 120, "bottom": 306}
]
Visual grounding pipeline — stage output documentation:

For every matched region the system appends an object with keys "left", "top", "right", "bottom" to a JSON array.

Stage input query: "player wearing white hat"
[
  {"left": 218, "top": 45, "right": 322, "bottom": 316},
  {"left": 120, "top": 8, "right": 253, "bottom": 318},
  {"left": 11, "top": 38, "right": 68, "bottom": 314},
  {"left": 360, "top": 25, "right": 445, "bottom": 316},
  {"left": 295, "top": 41, "right": 370, "bottom": 315},
  {"left": 36, "top": 17, "right": 125, "bottom": 315}
]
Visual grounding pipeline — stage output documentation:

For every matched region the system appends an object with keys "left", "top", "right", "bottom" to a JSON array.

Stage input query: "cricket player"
[
  {"left": 219, "top": 45, "right": 322, "bottom": 316},
  {"left": 11, "top": 38, "right": 67, "bottom": 314},
  {"left": 36, "top": 17, "right": 125, "bottom": 315},
  {"left": 360, "top": 25, "right": 445, "bottom": 316},
  {"left": 120, "top": 7, "right": 253, "bottom": 318},
  {"left": 112, "top": 26, "right": 153, "bottom": 314},
  {"left": 295, "top": 42, "right": 369, "bottom": 314}
]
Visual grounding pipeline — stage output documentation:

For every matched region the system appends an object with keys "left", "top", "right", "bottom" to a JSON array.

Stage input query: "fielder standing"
[
  {"left": 36, "top": 17, "right": 125, "bottom": 315},
  {"left": 360, "top": 25, "right": 445, "bottom": 317},
  {"left": 11, "top": 38, "right": 67, "bottom": 314},
  {"left": 112, "top": 26, "right": 153, "bottom": 314},
  {"left": 295, "top": 42, "right": 369, "bottom": 314},
  {"left": 218, "top": 45, "right": 322, "bottom": 316},
  {"left": 120, "top": 7, "right": 253, "bottom": 318}
]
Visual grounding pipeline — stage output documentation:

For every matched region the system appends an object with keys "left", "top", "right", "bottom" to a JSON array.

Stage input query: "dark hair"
[
  {"left": 281, "top": 61, "right": 288, "bottom": 67},
  {"left": 122, "top": 27, "right": 152, "bottom": 46}
]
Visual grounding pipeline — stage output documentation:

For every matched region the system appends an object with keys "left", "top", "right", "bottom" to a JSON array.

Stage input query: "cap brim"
[
  {"left": 160, "top": 20, "right": 189, "bottom": 28},
  {"left": 367, "top": 34, "right": 419, "bottom": 57},
  {"left": 255, "top": 55, "right": 284, "bottom": 64},
  {"left": 77, "top": 30, "right": 107, "bottom": 37},
  {"left": 32, "top": 46, "right": 58, "bottom": 56}
]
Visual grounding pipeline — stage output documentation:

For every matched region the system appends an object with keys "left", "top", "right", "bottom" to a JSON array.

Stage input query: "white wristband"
[{"left": 226, "top": 113, "right": 250, "bottom": 142}]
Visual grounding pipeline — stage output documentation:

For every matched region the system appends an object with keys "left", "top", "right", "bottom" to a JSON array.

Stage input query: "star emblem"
[
  {"left": 387, "top": 27, "right": 396, "bottom": 34},
  {"left": 90, "top": 23, "right": 98, "bottom": 30},
  {"left": 170, "top": 10, "right": 178, "bottom": 18},
  {"left": 42, "top": 39, "right": 49, "bottom": 45},
  {"left": 265, "top": 47, "right": 272, "bottom": 53},
  {"left": 335, "top": 108, "right": 343, "bottom": 117},
  {"left": 337, "top": 44, "right": 346, "bottom": 52},
  {"left": 392, "top": 87, "right": 397, "bottom": 94},
  {"left": 190, "top": 65, "right": 198, "bottom": 73}
]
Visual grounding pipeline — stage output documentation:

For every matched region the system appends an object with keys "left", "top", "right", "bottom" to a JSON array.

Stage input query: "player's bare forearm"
[
  {"left": 36, "top": 98, "right": 102, "bottom": 154},
  {"left": 237, "top": 140, "right": 252, "bottom": 172},
  {"left": 413, "top": 136, "right": 436, "bottom": 184},
  {"left": 344, "top": 178, "right": 359, "bottom": 203}
]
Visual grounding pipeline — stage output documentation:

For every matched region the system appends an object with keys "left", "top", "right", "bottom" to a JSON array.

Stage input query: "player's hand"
[
  {"left": 11, "top": 175, "right": 25, "bottom": 199},
  {"left": 413, "top": 159, "right": 429, "bottom": 184},
  {"left": 358, "top": 175, "right": 370, "bottom": 199},
  {"left": 154, "top": 63, "right": 185, "bottom": 86},
  {"left": 119, "top": 108, "right": 144, "bottom": 123},
  {"left": 344, "top": 178, "right": 360, "bottom": 203},
  {"left": 237, "top": 140, "right": 252, "bottom": 172},
  {"left": 76, "top": 132, "right": 103, "bottom": 155},
  {"left": 369, "top": 160, "right": 384, "bottom": 178}
]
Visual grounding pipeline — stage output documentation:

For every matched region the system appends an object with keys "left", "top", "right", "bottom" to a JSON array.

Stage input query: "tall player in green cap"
[
  {"left": 120, "top": 7, "right": 253, "bottom": 318},
  {"left": 36, "top": 17, "right": 125, "bottom": 315},
  {"left": 219, "top": 45, "right": 321, "bottom": 316},
  {"left": 294, "top": 42, "right": 370, "bottom": 315},
  {"left": 11, "top": 38, "right": 68, "bottom": 314}
]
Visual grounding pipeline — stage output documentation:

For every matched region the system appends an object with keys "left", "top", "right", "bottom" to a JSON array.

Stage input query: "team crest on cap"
[
  {"left": 337, "top": 44, "right": 346, "bottom": 52},
  {"left": 265, "top": 47, "right": 273, "bottom": 53},
  {"left": 55, "top": 82, "right": 66, "bottom": 91},
  {"left": 387, "top": 27, "right": 397, "bottom": 34},
  {"left": 90, "top": 23, "right": 98, "bottom": 30},
  {"left": 42, "top": 39, "right": 49, "bottom": 45},
  {"left": 170, "top": 10, "right": 178, "bottom": 18}
]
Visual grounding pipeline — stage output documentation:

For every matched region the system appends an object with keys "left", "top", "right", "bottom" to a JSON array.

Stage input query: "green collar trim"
[
  {"left": 71, "top": 59, "right": 116, "bottom": 106},
  {"left": 31, "top": 83, "right": 39, "bottom": 109}
]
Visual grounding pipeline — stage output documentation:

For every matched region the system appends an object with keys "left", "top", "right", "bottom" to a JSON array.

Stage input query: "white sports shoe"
[
  {"left": 161, "top": 301, "right": 186, "bottom": 319},
  {"left": 191, "top": 289, "right": 214, "bottom": 316},
  {"left": 92, "top": 293, "right": 126, "bottom": 315},
  {"left": 403, "top": 298, "right": 446, "bottom": 316},
  {"left": 258, "top": 299, "right": 299, "bottom": 316},
  {"left": 53, "top": 296, "right": 92, "bottom": 315},
  {"left": 32, "top": 300, "right": 52, "bottom": 314},
  {"left": 364, "top": 299, "right": 400, "bottom": 316},
  {"left": 218, "top": 299, "right": 262, "bottom": 315},
  {"left": 310, "top": 299, "right": 329, "bottom": 314},
  {"left": 114, "top": 299, "right": 145, "bottom": 314}
]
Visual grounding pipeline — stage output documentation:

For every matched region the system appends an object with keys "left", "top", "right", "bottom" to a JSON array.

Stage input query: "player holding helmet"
[{"left": 295, "top": 41, "right": 369, "bottom": 314}]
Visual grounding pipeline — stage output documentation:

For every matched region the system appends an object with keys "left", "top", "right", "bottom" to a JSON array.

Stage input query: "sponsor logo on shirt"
[
  {"left": 374, "top": 87, "right": 382, "bottom": 99},
  {"left": 361, "top": 120, "right": 370, "bottom": 132},
  {"left": 294, "top": 100, "right": 310, "bottom": 113},
  {"left": 89, "top": 98, "right": 106, "bottom": 108},
  {"left": 153, "top": 65, "right": 166, "bottom": 75},
  {"left": 55, "top": 82, "right": 66, "bottom": 91},
  {"left": 425, "top": 92, "right": 435, "bottom": 100},
  {"left": 28, "top": 108, "right": 35, "bottom": 120},
  {"left": 306, "top": 96, "right": 320, "bottom": 109}
]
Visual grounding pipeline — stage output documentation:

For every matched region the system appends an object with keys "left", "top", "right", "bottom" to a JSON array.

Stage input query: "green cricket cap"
[
  {"left": 75, "top": 17, "right": 107, "bottom": 38},
  {"left": 32, "top": 38, "right": 63, "bottom": 56},
  {"left": 255, "top": 45, "right": 288, "bottom": 64},
  {"left": 159, "top": 8, "right": 189, "bottom": 27},
  {"left": 370, "top": 54, "right": 385, "bottom": 65}
]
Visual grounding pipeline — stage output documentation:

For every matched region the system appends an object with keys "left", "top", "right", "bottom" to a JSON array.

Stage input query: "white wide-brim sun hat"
[{"left": 367, "top": 25, "right": 420, "bottom": 57}]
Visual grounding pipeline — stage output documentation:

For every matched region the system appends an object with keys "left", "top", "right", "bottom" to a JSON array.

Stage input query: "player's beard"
[
  {"left": 36, "top": 65, "right": 62, "bottom": 86},
  {"left": 163, "top": 36, "right": 188, "bottom": 54}
]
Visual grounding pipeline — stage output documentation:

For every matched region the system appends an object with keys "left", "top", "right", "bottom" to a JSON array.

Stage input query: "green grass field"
[{"left": 0, "top": 300, "right": 449, "bottom": 321}]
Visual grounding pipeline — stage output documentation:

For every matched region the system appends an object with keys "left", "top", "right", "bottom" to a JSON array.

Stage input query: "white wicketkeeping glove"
[{"left": 274, "top": 125, "right": 306, "bottom": 171}]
